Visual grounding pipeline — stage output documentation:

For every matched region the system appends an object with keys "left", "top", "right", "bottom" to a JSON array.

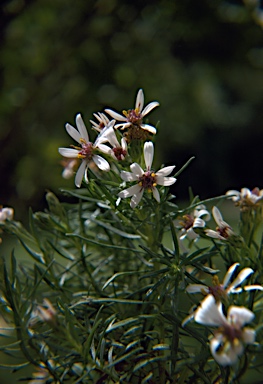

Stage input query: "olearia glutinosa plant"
[{"left": 1, "top": 89, "right": 263, "bottom": 383}]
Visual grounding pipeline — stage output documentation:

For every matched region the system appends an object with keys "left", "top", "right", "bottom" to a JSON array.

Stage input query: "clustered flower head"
[
  {"left": 179, "top": 204, "right": 210, "bottom": 241},
  {"left": 205, "top": 206, "right": 235, "bottom": 240},
  {"left": 226, "top": 187, "right": 263, "bottom": 211},
  {"left": 58, "top": 89, "right": 175, "bottom": 207}
]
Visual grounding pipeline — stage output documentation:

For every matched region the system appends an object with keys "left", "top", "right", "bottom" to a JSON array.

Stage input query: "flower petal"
[
  {"left": 210, "top": 336, "right": 239, "bottom": 366},
  {"left": 144, "top": 141, "right": 154, "bottom": 170},
  {"left": 93, "top": 155, "right": 110, "bottom": 171},
  {"left": 135, "top": 89, "right": 144, "bottom": 112},
  {"left": 156, "top": 166, "right": 175, "bottom": 177},
  {"left": 105, "top": 109, "right": 126, "bottom": 121},
  {"left": 156, "top": 176, "right": 176, "bottom": 186},
  {"left": 228, "top": 268, "right": 254, "bottom": 291},
  {"left": 228, "top": 306, "right": 254, "bottom": 327},
  {"left": 152, "top": 187, "right": 160, "bottom": 203},
  {"left": 186, "top": 284, "right": 209, "bottom": 294},
  {"left": 242, "top": 328, "right": 256, "bottom": 344},
  {"left": 75, "top": 160, "right": 87, "bottom": 188},
  {"left": 65, "top": 123, "right": 81, "bottom": 143},
  {"left": 140, "top": 123, "right": 157, "bottom": 134},
  {"left": 58, "top": 148, "right": 79, "bottom": 158},
  {"left": 141, "top": 101, "right": 159, "bottom": 116},
  {"left": 130, "top": 163, "right": 144, "bottom": 177},
  {"left": 76, "top": 114, "right": 89, "bottom": 142},
  {"left": 222, "top": 263, "right": 240, "bottom": 288},
  {"left": 194, "top": 295, "right": 227, "bottom": 327},
  {"left": 120, "top": 171, "right": 138, "bottom": 182},
  {"left": 130, "top": 190, "right": 144, "bottom": 208},
  {"left": 118, "top": 184, "right": 141, "bottom": 198}
]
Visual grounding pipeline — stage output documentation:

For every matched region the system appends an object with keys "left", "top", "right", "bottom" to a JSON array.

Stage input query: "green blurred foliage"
[{"left": 1, "top": 0, "right": 263, "bottom": 220}]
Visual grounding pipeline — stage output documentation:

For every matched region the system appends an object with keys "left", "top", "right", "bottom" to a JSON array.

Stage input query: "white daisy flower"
[
  {"left": 0, "top": 206, "right": 14, "bottom": 222},
  {"left": 105, "top": 88, "right": 159, "bottom": 134},
  {"left": 96, "top": 123, "right": 128, "bottom": 161},
  {"left": 58, "top": 114, "right": 110, "bottom": 187},
  {"left": 194, "top": 295, "right": 255, "bottom": 366},
  {"left": 205, "top": 206, "right": 235, "bottom": 240},
  {"left": 118, "top": 141, "right": 176, "bottom": 209},
  {"left": 179, "top": 205, "right": 210, "bottom": 241},
  {"left": 226, "top": 187, "right": 263, "bottom": 209},
  {"left": 90, "top": 112, "right": 110, "bottom": 133}
]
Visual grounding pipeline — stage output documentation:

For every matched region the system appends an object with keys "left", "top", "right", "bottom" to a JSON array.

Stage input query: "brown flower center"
[{"left": 138, "top": 171, "right": 157, "bottom": 191}]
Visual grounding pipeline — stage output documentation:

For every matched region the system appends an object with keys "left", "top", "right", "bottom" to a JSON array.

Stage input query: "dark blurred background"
[{"left": 1, "top": 0, "right": 263, "bottom": 221}]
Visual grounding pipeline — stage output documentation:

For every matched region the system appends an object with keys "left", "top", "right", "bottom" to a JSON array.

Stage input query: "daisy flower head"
[
  {"left": 205, "top": 206, "right": 235, "bottom": 240},
  {"left": 179, "top": 204, "right": 210, "bottom": 241},
  {"left": 194, "top": 295, "right": 255, "bottom": 366},
  {"left": 226, "top": 187, "right": 263, "bottom": 211},
  {"left": 105, "top": 89, "right": 159, "bottom": 138},
  {"left": 95, "top": 123, "right": 128, "bottom": 161},
  {"left": 58, "top": 114, "right": 110, "bottom": 187},
  {"left": 118, "top": 141, "right": 176, "bottom": 209}
]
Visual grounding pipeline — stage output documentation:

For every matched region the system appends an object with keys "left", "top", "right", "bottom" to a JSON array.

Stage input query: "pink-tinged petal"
[
  {"left": 118, "top": 184, "right": 141, "bottom": 198},
  {"left": 156, "top": 165, "right": 175, "bottom": 177},
  {"left": 186, "top": 284, "right": 209, "bottom": 294},
  {"left": 65, "top": 123, "right": 81, "bottom": 143},
  {"left": 222, "top": 263, "right": 240, "bottom": 288},
  {"left": 242, "top": 328, "right": 256, "bottom": 344},
  {"left": 210, "top": 336, "right": 239, "bottom": 366},
  {"left": 194, "top": 295, "right": 227, "bottom": 327},
  {"left": 93, "top": 155, "right": 110, "bottom": 171},
  {"left": 75, "top": 160, "right": 87, "bottom": 188},
  {"left": 59, "top": 148, "right": 79, "bottom": 158},
  {"left": 244, "top": 284, "right": 263, "bottom": 291},
  {"left": 105, "top": 109, "right": 126, "bottom": 121},
  {"left": 130, "top": 190, "right": 144, "bottom": 208},
  {"left": 156, "top": 176, "right": 176, "bottom": 186},
  {"left": 228, "top": 306, "right": 254, "bottom": 327},
  {"left": 141, "top": 101, "right": 159, "bottom": 116},
  {"left": 76, "top": 114, "right": 89, "bottom": 142},
  {"left": 228, "top": 268, "right": 254, "bottom": 291},
  {"left": 140, "top": 123, "right": 157, "bottom": 134},
  {"left": 135, "top": 89, "right": 144, "bottom": 112},
  {"left": 130, "top": 163, "right": 144, "bottom": 177},
  {"left": 120, "top": 171, "right": 138, "bottom": 182},
  {"left": 144, "top": 141, "right": 154, "bottom": 170},
  {"left": 152, "top": 187, "right": 160, "bottom": 203}
]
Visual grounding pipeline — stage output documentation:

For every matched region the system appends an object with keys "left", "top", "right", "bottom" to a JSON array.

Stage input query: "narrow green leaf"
[{"left": 90, "top": 218, "right": 141, "bottom": 239}]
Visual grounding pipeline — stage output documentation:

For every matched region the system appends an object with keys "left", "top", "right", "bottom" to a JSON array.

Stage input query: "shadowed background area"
[{"left": 1, "top": 0, "right": 263, "bottom": 220}]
